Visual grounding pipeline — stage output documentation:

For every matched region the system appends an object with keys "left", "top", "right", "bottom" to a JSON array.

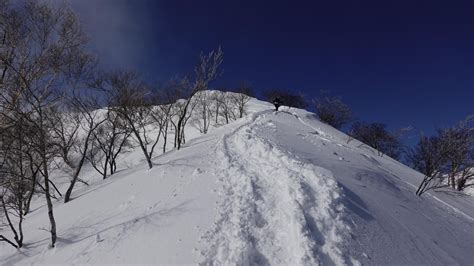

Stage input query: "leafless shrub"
[
  {"left": 87, "top": 110, "right": 132, "bottom": 179},
  {"left": 0, "top": 117, "right": 38, "bottom": 248},
  {"left": 217, "top": 91, "right": 237, "bottom": 124},
  {"left": 350, "top": 122, "right": 402, "bottom": 160},
  {"left": 194, "top": 91, "right": 213, "bottom": 134},
  {"left": 411, "top": 116, "right": 474, "bottom": 195},
  {"left": 209, "top": 86, "right": 251, "bottom": 126},
  {"left": 439, "top": 117, "right": 474, "bottom": 191},
  {"left": 313, "top": 94, "right": 352, "bottom": 129},
  {"left": 211, "top": 90, "right": 225, "bottom": 125},
  {"left": 230, "top": 85, "right": 252, "bottom": 119},
  {"left": 410, "top": 135, "right": 447, "bottom": 196}
]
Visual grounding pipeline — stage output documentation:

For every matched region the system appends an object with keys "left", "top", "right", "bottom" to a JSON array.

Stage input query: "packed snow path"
[{"left": 201, "top": 111, "right": 352, "bottom": 265}]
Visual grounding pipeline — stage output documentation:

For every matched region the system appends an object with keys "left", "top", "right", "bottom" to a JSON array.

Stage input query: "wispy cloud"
[{"left": 67, "top": 0, "right": 154, "bottom": 70}]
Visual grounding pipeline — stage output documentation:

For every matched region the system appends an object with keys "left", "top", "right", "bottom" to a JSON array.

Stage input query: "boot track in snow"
[{"left": 201, "top": 111, "right": 353, "bottom": 265}]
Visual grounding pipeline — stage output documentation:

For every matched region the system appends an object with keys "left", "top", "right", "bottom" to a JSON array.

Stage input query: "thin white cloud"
[{"left": 65, "top": 0, "right": 153, "bottom": 70}]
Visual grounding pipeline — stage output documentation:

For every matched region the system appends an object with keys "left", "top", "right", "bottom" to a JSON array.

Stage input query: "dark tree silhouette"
[
  {"left": 314, "top": 95, "right": 352, "bottom": 129},
  {"left": 264, "top": 89, "right": 307, "bottom": 109},
  {"left": 351, "top": 122, "right": 402, "bottom": 160}
]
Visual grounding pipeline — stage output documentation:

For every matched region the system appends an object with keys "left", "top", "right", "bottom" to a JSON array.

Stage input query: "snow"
[
  {"left": 201, "top": 110, "right": 350, "bottom": 265},
  {"left": 1, "top": 96, "right": 473, "bottom": 265}
]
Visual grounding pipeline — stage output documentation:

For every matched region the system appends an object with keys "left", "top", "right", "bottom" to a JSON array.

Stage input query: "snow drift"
[{"left": 1, "top": 97, "right": 473, "bottom": 265}]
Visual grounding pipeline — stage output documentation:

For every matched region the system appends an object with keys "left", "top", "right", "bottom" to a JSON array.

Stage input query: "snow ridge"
[{"left": 201, "top": 111, "right": 351, "bottom": 265}]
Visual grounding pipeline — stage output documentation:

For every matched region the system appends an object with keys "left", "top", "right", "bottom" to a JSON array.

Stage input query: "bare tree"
[
  {"left": 172, "top": 93, "right": 198, "bottom": 146},
  {"left": 0, "top": 117, "right": 37, "bottom": 248},
  {"left": 217, "top": 91, "right": 237, "bottom": 124},
  {"left": 63, "top": 92, "right": 107, "bottom": 203},
  {"left": 87, "top": 110, "right": 131, "bottom": 179},
  {"left": 411, "top": 116, "right": 473, "bottom": 195},
  {"left": 1, "top": 176, "right": 26, "bottom": 248},
  {"left": 160, "top": 104, "right": 175, "bottom": 153},
  {"left": 202, "top": 87, "right": 250, "bottom": 127},
  {"left": 194, "top": 91, "right": 213, "bottom": 134},
  {"left": 42, "top": 49, "right": 104, "bottom": 203},
  {"left": 410, "top": 135, "right": 447, "bottom": 196},
  {"left": 350, "top": 122, "right": 402, "bottom": 160},
  {"left": 438, "top": 117, "right": 474, "bottom": 191},
  {"left": 1, "top": 190, "right": 25, "bottom": 249},
  {"left": 154, "top": 85, "right": 179, "bottom": 153},
  {"left": 0, "top": 1, "right": 91, "bottom": 247},
  {"left": 103, "top": 71, "right": 161, "bottom": 169},
  {"left": 314, "top": 93, "right": 352, "bottom": 129},
  {"left": 212, "top": 90, "right": 225, "bottom": 125},
  {"left": 175, "top": 47, "right": 223, "bottom": 150},
  {"left": 49, "top": 110, "right": 81, "bottom": 170},
  {"left": 230, "top": 85, "right": 252, "bottom": 119}
]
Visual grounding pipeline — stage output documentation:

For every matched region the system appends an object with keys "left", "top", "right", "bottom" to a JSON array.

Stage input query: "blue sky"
[{"left": 71, "top": 0, "right": 473, "bottom": 142}]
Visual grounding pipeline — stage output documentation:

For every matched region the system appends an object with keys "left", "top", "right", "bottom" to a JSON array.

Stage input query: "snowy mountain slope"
[
  {"left": 201, "top": 110, "right": 351, "bottom": 265},
  {"left": 248, "top": 110, "right": 474, "bottom": 265},
  {"left": 1, "top": 98, "right": 473, "bottom": 265}
]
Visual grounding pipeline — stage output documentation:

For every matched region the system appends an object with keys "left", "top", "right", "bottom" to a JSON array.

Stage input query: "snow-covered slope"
[{"left": 1, "top": 98, "right": 473, "bottom": 265}]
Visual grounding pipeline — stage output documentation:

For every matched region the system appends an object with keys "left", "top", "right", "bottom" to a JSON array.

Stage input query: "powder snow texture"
[
  {"left": 1, "top": 97, "right": 473, "bottom": 265},
  {"left": 201, "top": 111, "right": 350, "bottom": 265}
]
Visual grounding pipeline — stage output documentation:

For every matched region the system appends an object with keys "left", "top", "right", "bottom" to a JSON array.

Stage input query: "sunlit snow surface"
[{"left": 1, "top": 96, "right": 473, "bottom": 265}]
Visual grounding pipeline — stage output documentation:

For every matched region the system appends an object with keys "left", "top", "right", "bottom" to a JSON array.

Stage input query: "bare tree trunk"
[
  {"left": 42, "top": 154, "right": 57, "bottom": 247},
  {"left": 177, "top": 116, "right": 184, "bottom": 150},
  {"left": 64, "top": 142, "right": 89, "bottom": 202},
  {"left": 162, "top": 121, "right": 168, "bottom": 153},
  {"left": 102, "top": 157, "right": 109, "bottom": 179},
  {"left": 449, "top": 175, "right": 456, "bottom": 189},
  {"left": 130, "top": 129, "right": 153, "bottom": 169},
  {"left": 38, "top": 108, "right": 57, "bottom": 247},
  {"left": 23, "top": 173, "right": 37, "bottom": 215},
  {"left": 123, "top": 111, "right": 153, "bottom": 169},
  {"left": 1, "top": 197, "right": 23, "bottom": 248},
  {"left": 49, "top": 179, "right": 62, "bottom": 197}
]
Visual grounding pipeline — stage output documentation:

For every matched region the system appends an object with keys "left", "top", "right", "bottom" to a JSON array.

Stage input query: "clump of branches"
[
  {"left": 87, "top": 110, "right": 132, "bottom": 179},
  {"left": 100, "top": 70, "right": 158, "bottom": 169},
  {"left": 409, "top": 135, "right": 447, "bottom": 196},
  {"left": 0, "top": 0, "right": 92, "bottom": 247},
  {"left": 313, "top": 93, "right": 352, "bottom": 129},
  {"left": 411, "top": 116, "right": 474, "bottom": 196},
  {"left": 215, "top": 90, "right": 237, "bottom": 125},
  {"left": 89, "top": 47, "right": 223, "bottom": 170},
  {"left": 230, "top": 84, "right": 253, "bottom": 119},
  {"left": 194, "top": 91, "right": 214, "bottom": 134},
  {"left": 349, "top": 122, "right": 403, "bottom": 160},
  {"left": 151, "top": 83, "right": 180, "bottom": 153},
  {"left": 174, "top": 47, "right": 224, "bottom": 149},
  {"left": 193, "top": 85, "right": 252, "bottom": 133},
  {"left": 0, "top": 117, "right": 38, "bottom": 248}
]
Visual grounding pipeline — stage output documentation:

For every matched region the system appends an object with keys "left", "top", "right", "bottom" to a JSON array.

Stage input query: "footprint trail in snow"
[{"left": 201, "top": 112, "right": 353, "bottom": 265}]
